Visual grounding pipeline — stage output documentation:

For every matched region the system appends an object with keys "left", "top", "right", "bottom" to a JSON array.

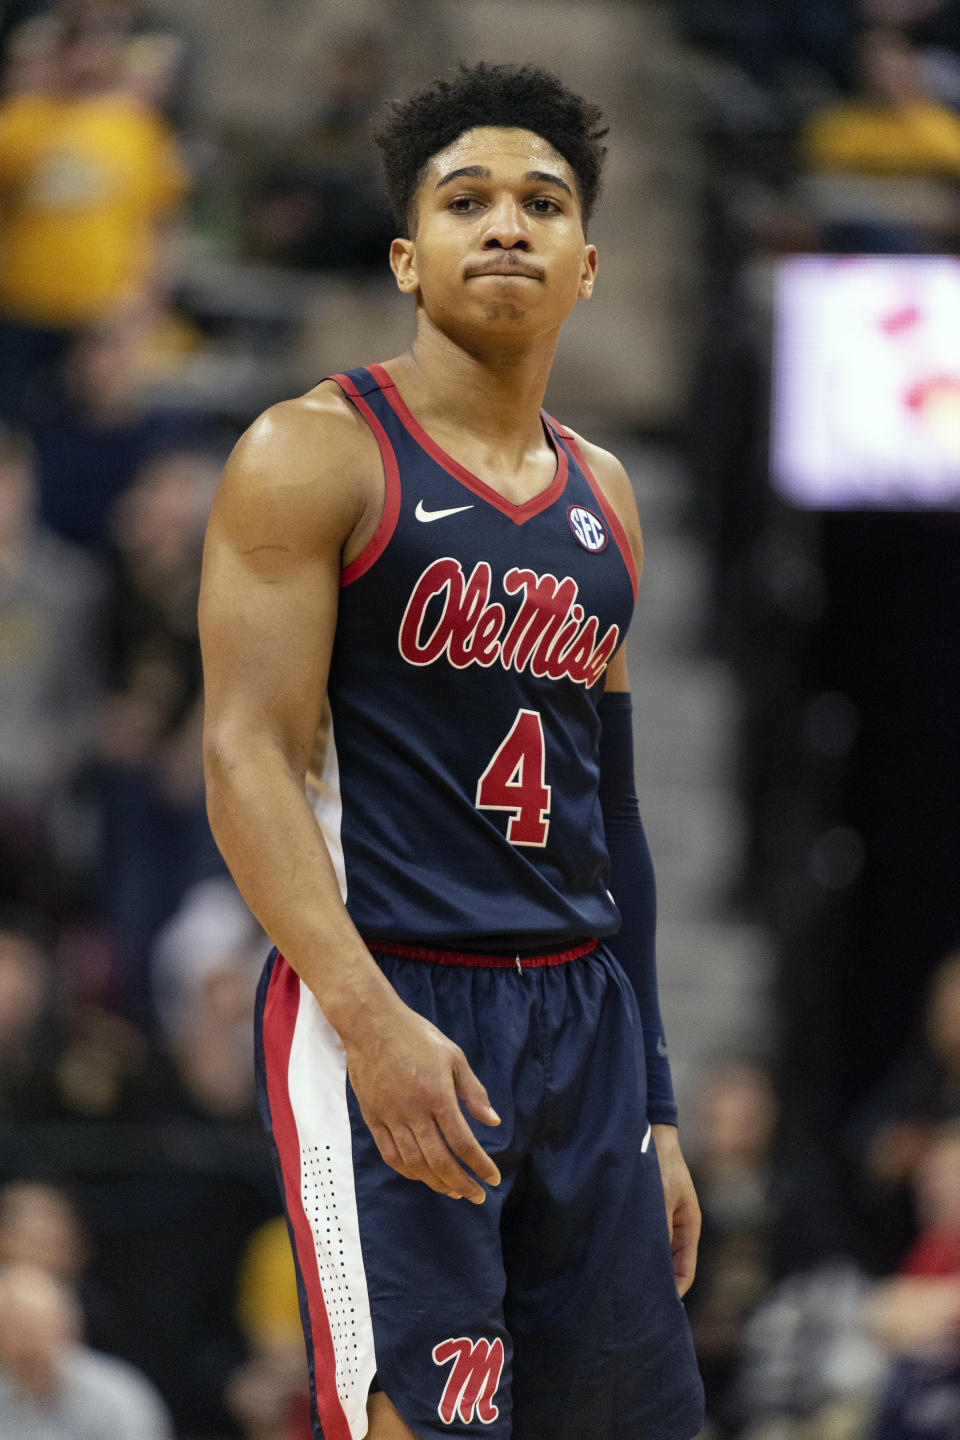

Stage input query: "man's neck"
[{"left": 389, "top": 317, "right": 559, "bottom": 462}]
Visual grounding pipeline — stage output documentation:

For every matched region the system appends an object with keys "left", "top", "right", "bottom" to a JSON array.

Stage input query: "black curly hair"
[{"left": 373, "top": 61, "right": 608, "bottom": 236}]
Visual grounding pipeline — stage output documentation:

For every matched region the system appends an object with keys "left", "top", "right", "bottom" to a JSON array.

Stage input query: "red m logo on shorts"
[{"left": 432, "top": 1336, "right": 505, "bottom": 1424}]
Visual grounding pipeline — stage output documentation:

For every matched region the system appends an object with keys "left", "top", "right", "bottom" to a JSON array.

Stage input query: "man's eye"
[
  {"left": 528, "top": 197, "right": 559, "bottom": 214},
  {"left": 450, "top": 196, "right": 481, "bottom": 212}
]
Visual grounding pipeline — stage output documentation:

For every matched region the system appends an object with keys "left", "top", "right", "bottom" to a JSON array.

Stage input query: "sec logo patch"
[{"left": 567, "top": 505, "right": 607, "bottom": 553}]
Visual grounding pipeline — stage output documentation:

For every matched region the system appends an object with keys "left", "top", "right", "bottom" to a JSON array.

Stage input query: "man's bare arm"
[{"left": 199, "top": 394, "right": 501, "bottom": 1202}]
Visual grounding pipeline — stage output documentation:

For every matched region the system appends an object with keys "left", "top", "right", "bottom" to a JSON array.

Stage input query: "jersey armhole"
[
  {"left": 543, "top": 416, "right": 638, "bottom": 603},
  {"left": 328, "top": 372, "right": 402, "bottom": 587}
]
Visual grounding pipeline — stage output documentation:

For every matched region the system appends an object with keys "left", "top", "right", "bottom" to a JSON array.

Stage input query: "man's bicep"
[{"left": 199, "top": 424, "right": 350, "bottom": 775}]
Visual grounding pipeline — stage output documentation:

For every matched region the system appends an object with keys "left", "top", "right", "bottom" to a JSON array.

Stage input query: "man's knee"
[{"left": 366, "top": 1388, "right": 419, "bottom": 1439}]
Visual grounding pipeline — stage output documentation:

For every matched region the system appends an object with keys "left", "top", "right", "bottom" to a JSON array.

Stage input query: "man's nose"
[{"left": 481, "top": 197, "right": 530, "bottom": 249}]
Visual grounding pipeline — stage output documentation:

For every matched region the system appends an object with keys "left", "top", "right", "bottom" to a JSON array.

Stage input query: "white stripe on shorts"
[{"left": 288, "top": 979, "right": 377, "bottom": 1438}]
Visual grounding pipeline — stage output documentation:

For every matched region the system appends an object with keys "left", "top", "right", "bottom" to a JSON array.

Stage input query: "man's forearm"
[
  {"left": 204, "top": 739, "right": 401, "bottom": 1041},
  {"left": 597, "top": 691, "right": 678, "bottom": 1125}
]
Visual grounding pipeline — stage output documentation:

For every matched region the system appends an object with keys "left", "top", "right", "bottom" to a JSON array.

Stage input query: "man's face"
[{"left": 390, "top": 126, "right": 597, "bottom": 342}]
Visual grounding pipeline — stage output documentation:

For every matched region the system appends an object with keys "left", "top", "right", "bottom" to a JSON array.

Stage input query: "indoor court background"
[{"left": 1, "top": 1, "right": 959, "bottom": 1436}]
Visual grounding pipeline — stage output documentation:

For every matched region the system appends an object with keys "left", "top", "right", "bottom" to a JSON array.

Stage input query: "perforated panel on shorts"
[{"left": 301, "top": 1141, "right": 361, "bottom": 1399}]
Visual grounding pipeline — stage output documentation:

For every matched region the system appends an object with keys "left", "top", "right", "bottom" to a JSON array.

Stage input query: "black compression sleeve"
[{"left": 597, "top": 689, "right": 678, "bottom": 1127}]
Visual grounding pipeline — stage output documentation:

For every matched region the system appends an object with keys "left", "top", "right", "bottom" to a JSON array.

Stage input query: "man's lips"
[{"left": 465, "top": 260, "right": 545, "bottom": 280}]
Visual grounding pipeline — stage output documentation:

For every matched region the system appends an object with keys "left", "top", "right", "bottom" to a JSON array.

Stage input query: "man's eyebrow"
[
  {"left": 435, "top": 165, "right": 491, "bottom": 190},
  {"left": 523, "top": 169, "right": 574, "bottom": 197},
  {"left": 433, "top": 165, "right": 574, "bottom": 199}
]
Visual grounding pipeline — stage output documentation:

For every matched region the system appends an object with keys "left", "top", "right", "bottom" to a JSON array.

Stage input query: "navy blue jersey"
[{"left": 326, "top": 364, "right": 637, "bottom": 949}]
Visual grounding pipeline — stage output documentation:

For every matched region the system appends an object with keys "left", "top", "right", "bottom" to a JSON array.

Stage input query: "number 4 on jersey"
[{"left": 476, "top": 709, "right": 551, "bottom": 846}]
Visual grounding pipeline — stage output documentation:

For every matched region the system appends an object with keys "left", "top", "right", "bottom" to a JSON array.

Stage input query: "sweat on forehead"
[{"left": 424, "top": 127, "right": 577, "bottom": 197}]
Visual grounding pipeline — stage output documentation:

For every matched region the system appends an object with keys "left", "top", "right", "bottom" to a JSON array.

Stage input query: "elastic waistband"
[{"left": 365, "top": 937, "right": 600, "bottom": 968}]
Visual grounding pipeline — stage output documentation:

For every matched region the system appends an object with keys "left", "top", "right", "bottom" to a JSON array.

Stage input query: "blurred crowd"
[
  {"left": 1, "top": 0, "right": 960, "bottom": 1437},
  {"left": 0, "top": 2, "right": 330, "bottom": 1435},
  {"left": 671, "top": 2, "right": 960, "bottom": 1437}
]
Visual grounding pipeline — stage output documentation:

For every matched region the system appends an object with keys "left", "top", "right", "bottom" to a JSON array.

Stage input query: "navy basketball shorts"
[{"left": 254, "top": 940, "right": 705, "bottom": 1440}]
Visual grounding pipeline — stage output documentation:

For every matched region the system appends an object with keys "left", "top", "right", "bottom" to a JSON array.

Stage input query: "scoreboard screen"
[{"left": 771, "top": 254, "right": 960, "bottom": 510}]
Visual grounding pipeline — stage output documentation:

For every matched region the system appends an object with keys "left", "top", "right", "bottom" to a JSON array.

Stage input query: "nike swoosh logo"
[
  {"left": 641, "top": 1123, "right": 652, "bottom": 1154},
  {"left": 415, "top": 501, "right": 474, "bottom": 523}
]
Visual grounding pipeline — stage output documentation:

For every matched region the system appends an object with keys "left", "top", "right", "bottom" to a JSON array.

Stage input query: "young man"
[{"left": 200, "top": 62, "right": 705, "bottom": 1440}]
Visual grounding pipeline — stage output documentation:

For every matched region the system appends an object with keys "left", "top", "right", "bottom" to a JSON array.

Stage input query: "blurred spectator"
[
  {"left": 151, "top": 877, "right": 262, "bottom": 1120},
  {"left": 243, "top": 27, "right": 394, "bottom": 272},
  {"left": 688, "top": 1057, "right": 780, "bottom": 1436},
  {"left": 0, "top": 925, "right": 56, "bottom": 1119},
  {"left": 0, "top": 1180, "right": 127, "bottom": 1359},
  {"left": 852, "top": 950, "right": 960, "bottom": 1269},
  {"left": 802, "top": 27, "right": 960, "bottom": 177},
  {"left": 0, "top": 918, "right": 162, "bottom": 1127},
  {"left": 798, "top": 27, "right": 960, "bottom": 250},
  {"left": 45, "top": 1000, "right": 154, "bottom": 1119},
  {"left": 96, "top": 447, "right": 224, "bottom": 1019},
  {"left": 122, "top": 26, "right": 187, "bottom": 120},
  {"left": 0, "top": 9, "right": 188, "bottom": 420},
  {"left": 227, "top": 1216, "right": 311, "bottom": 1440},
  {"left": 732, "top": 1256, "right": 886, "bottom": 1438},
  {"left": 0, "top": 1181, "right": 87, "bottom": 1286},
  {"left": 1, "top": 12, "right": 61, "bottom": 95},
  {"left": 0, "top": 425, "right": 105, "bottom": 915},
  {"left": 81, "top": 882, "right": 274, "bottom": 1435},
  {"left": 58, "top": 0, "right": 196, "bottom": 124},
  {"left": 28, "top": 301, "right": 201, "bottom": 550},
  {"left": 0, "top": 1261, "right": 173, "bottom": 1438},
  {"left": 866, "top": 1121, "right": 960, "bottom": 1438}
]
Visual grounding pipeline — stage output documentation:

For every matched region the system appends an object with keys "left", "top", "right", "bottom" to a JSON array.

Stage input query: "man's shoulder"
[
  {"left": 250, "top": 378, "right": 367, "bottom": 440},
  {"left": 211, "top": 380, "right": 381, "bottom": 552},
  {"left": 561, "top": 426, "right": 632, "bottom": 500},
  {"left": 559, "top": 425, "right": 642, "bottom": 572},
  {"left": 231, "top": 380, "right": 378, "bottom": 491}
]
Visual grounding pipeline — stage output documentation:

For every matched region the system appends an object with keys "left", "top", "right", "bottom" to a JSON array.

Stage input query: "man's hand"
[
  {"left": 344, "top": 1002, "right": 502, "bottom": 1205},
  {"left": 652, "top": 1124, "right": 700, "bottom": 1297}
]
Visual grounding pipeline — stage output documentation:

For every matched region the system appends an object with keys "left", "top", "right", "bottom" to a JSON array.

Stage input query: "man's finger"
[
  {"left": 391, "top": 1125, "right": 432, "bottom": 1180},
  {"left": 672, "top": 1241, "right": 697, "bottom": 1298},
  {"left": 373, "top": 1125, "right": 450, "bottom": 1195},
  {"left": 392, "top": 1125, "right": 464, "bottom": 1197},
  {"left": 435, "top": 1102, "right": 501, "bottom": 1194},
  {"left": 414, "top": 1120, "right": 484, "bottom": 1202},
  {"left": 452, "top": 1053, "right": 501, "bottom": 1129}
]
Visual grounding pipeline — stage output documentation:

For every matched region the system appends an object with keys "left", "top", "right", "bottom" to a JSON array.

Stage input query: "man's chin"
[{"left": 478, "top": 302, "right": 531, "bottom": 325}]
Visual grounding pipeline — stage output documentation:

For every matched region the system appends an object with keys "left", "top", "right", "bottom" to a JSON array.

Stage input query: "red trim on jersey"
[
  {"left": 262, "top": 957, "right": 353, "bottom": 1440},
  {"left": 364, "top": 937, "right": 599, "bottom": 967},
  {"left": 544, "top": 416, "right": 638, "bottom": 603},
  {"left": 367, "top": 363, "right": 568, "bottom": 525},
  {"left": 332, "top": 372, "right": 402, "bottom": 587}
]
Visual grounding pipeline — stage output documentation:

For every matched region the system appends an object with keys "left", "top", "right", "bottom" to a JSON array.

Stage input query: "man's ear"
[
  {"left": 390, "top": 237, "right": 419, "bottom": 293},
  {"left": 578, "top": 244, "right": 598, "bottom": 300}
]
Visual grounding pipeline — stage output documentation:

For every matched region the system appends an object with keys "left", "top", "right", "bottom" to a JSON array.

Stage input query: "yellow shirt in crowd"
[
  {"left": 801, "top": 99, "right": 960, "bottom": 180},
  {"left": 0, "top": 90, "right": 187, "bottom": 327},
  {"left": 235, "top": 1215, "right": 302, "bottom": 1348}
]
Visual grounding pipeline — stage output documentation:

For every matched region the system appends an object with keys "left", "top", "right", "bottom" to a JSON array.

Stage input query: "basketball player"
[{"left": 199, "top": 62, "right": 705, "bottom": 1440}]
